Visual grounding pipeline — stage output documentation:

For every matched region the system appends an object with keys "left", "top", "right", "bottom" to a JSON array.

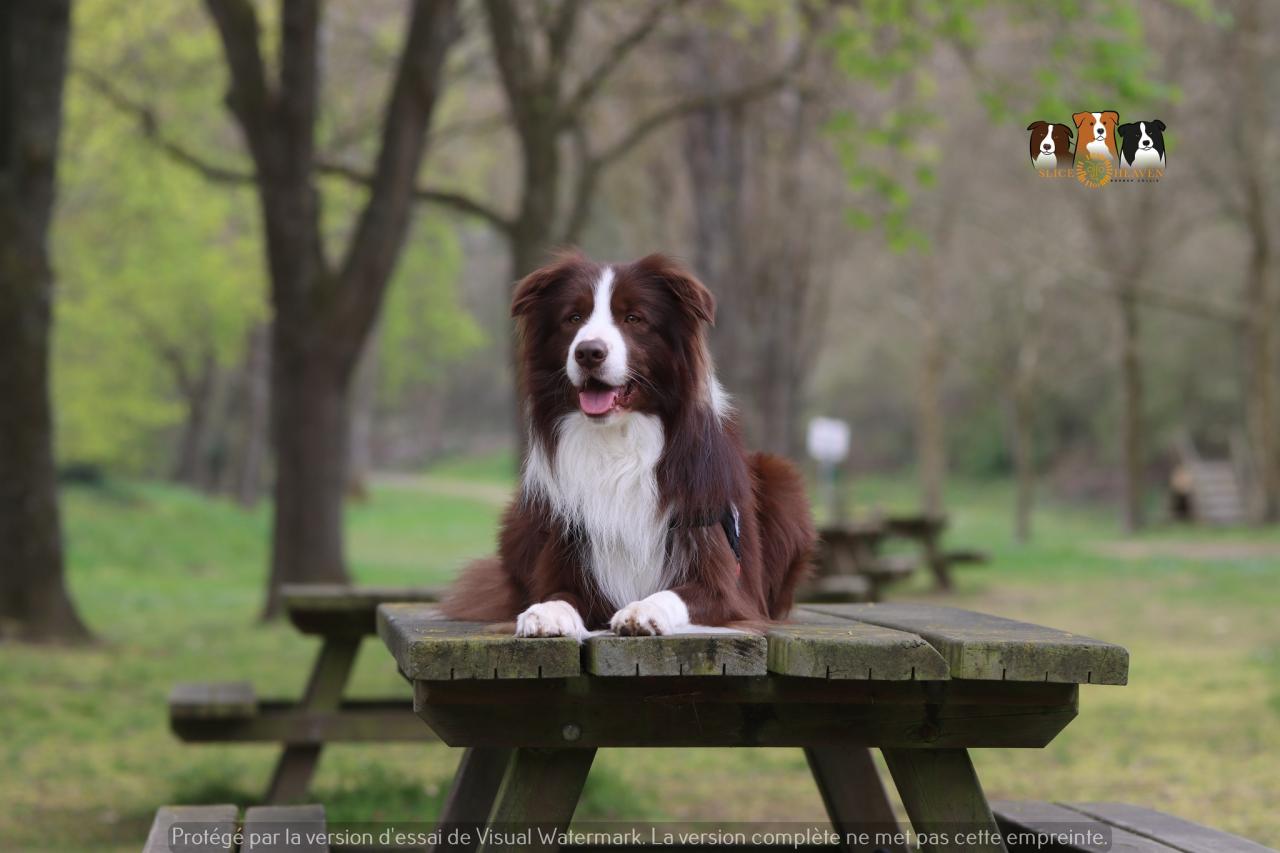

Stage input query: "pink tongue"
[{"left": 579, "top": 387, "right": 618, "bottom": 416}]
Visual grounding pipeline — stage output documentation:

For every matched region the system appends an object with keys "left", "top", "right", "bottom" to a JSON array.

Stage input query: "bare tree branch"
[
  {"left": 561, "top": 0, "right": 676, "bottom": 122},
  {"left": 72, "top": 66, "right": 253, "bottom": 185},
  {"left": 316, "top": 158, "right": 514, "bottom": 234},
  {"left": 328, "top": 0, "right": 462, "bottom": 361},
  {"left": 202, "top": 0, "right": 273, "bottom": 165},
  {"left": 592, "top": 37, "right": 810, "bottom": 171}
]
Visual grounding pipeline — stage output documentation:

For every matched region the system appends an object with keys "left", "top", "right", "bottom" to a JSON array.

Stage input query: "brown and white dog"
[
  {"left": 443, "top": 252, "right": 815, "bottom": 637},
  {"left": 1027, "top": 120, "right": 1074, "bottom": 169},
  {"left": 1072, "top": 111, "right": 1120, "bottom": 165}
]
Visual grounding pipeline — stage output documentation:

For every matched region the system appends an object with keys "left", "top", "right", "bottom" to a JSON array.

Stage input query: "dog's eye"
[
  {"left": 625, "top": 314, "right": 642, "bottom": 325},
  {"left": 566, "top": 313, "right": 582, "bottom": 325}
]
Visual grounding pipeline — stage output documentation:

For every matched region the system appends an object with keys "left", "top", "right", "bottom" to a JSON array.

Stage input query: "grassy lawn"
[{"left": 2, "top": 458, "right": 1278, "bottom": 851}]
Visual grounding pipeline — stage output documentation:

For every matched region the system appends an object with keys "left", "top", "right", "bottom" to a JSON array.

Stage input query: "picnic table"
[
  {"left": 169, "top": 584, "right": 443, "bottom": 803},
  {"left": 811, "top": 514, "right": 988, "bottom": 601},
  {"left": 378, "top": 602, "right": 1128, "bottom": 853}
]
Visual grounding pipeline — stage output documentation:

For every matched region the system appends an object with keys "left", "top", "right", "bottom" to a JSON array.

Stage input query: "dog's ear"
[
  {"left": 635, "top": 253, "right": 716, "bottom": 325},
  {"left": 1026, "top": 120, "right": 1047, "bottom": 132},
  {"left": 1060, "top": 123, "right": 1074, "bottom": 139},
  {"left": 1072, "top": 112, "right": 1092, "bottom": 127},
  {"left": 1117, "top": 123, "right": 1135, "bottom": 138},
  {"left": 1151, "top": 119, "right": 1166, "bottom": 132},
  {"left": 1102, "top": 111, "right": 1120, "bottom": 125},
  {"left": 511, "top": 250, "right": 585, "bottom": 318}
]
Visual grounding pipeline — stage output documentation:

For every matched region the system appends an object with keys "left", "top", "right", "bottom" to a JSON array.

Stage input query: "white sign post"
[{"left": 807, "top": 417, "right": 851, "bottom": 524}]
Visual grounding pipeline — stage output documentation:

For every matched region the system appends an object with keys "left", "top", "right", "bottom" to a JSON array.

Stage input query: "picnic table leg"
[
  {"left": 805, "top": 747, "right": 908, "bottom": 853},
  {"left": 478, "top": 747, "right": 597, "bottom": 853},
  {"left": 881, "top": 748, "right": 1005, "bottom": 853},
  {"left": 264, "top": 635, "right": 361, "bottom": 804},
  {"left": 922, "top": 532, "right": 951, "bottom": 591},
  {"left": 430, "top": 747, "right": 514, "bottom": 853}
]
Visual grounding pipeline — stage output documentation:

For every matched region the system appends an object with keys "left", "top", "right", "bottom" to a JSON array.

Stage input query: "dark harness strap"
[{"left": 671, "top": 505, "right": 742, "bottom": 564}]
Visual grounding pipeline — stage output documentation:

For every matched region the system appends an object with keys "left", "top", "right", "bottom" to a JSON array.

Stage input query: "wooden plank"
[
  {"left": 242, "top": 805, "right": 327, "bottom": 853},
  {"left": 414, "top": 677, "right": 1077, "bottom": 749},
  {"left": 168, "top": 682, "right": 257, "bottom": 720},
  {"left": 881, "top": 748, "right": 1005, "bottom": 853},
  {"left": 284, "top": 584, "right": 443, "bottom": 636},
  {"left": 378, "top": 603, "right": 580, "bottom": 680},
  {"left": 170, "top": 699, "right": 431, "bottom": 743},
  {"left": 431, "top": 748, "right": 514, "bottom": 853},
  {"left": 805, "top": 747, "right": 906, "bottom": 853},
  {"left": 481, "top": 748, "right": 597, "bottom": 853},
  {"left": 992, "top": 800, "right": 1179, "bottom": 853},
  {"left": 770, "top": 611, "right": 949, "bottom": 681},
  {"left": 1063, "top": 803, "right": 1276, "bottom": 853},
  {"left": 143, "top": 805, "right": 238, "bottom": 853},
  {"left": 585, "top": 630, "right": 767, "bottom": 676},
  {"left": 807, "top": 604, "right": 1129, "bottom": 685}
]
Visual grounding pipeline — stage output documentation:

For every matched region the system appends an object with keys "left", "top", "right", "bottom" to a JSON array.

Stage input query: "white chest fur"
[{"left": 523, "top": 413, "right": 672, "bottom": 610}]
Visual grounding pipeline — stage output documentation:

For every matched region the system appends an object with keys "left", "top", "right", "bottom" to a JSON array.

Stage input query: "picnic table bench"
[
  {"left": 811, "top": 514, "right": 988, "bottom": 601},
  {"left": 378, "top": 601, "right": 1129, "bottom": 852},
  {"left": 169, "top": 584, "right": 443, "bottom": 804}
]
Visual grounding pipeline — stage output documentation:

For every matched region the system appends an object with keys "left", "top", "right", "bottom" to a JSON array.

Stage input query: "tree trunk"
[
  {"left": 230, "top": 323, "right": 270, "bottom": 507},
  {"left": 917, "top": 257, "right": 947, "bottom": 517},
  {"left": 1236, "top": 0, "right": 1279, "bottom": 522},
  {"left": 347, "top": 321, "right": 380, "bottom": 499},
  {"left": 0, "top": 0, "right": 92, "bottom": 643},
  {"left": 263, "top": 346, "right": 350, "bottom": 617},
  {"left": 1118, "top": 286, "right": 1146, "bottom": 532},
  {"left": 172, "top": 349, "right": 218, "bottom": 489},
  {"left": 205, "top": 0, "right": 459, "bottom": 616},
  {"left": 1011, "top": 381, "right": 1035, "bottom": 544}
]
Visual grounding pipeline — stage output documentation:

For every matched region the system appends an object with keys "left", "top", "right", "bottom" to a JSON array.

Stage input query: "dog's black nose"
[
  {"left": 1042, "top": 143, "right": 1052, "bottom": 151},
  {"left": 574, "top": 339, "right": 608, "bottom": 367}
]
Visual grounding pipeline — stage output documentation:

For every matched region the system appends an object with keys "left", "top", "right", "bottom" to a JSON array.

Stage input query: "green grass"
[{"left": 2, "top": 460, "right": 1278, "bottom": 851}]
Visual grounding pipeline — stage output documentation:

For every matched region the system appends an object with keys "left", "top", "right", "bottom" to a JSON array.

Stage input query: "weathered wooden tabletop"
[
  {"left": 376, "top": 602, "right": 1127, "bottom": 853},
  {"left": 377, "top": 602, "right": 1126, "bottom": 749}
]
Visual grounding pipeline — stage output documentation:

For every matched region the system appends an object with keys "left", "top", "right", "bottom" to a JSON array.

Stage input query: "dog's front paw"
[
  {"left": 516, "top": 601, "right": 588, "bottom": 640},
  {"left": 610, "top": 591, "right": 690, "bottom": 636}
]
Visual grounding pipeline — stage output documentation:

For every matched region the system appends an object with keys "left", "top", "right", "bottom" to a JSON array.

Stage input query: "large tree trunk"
[
  {"left": 263, "top": 349, "right": 349, "bottom": 616},
  {"left": 205, "top": 0, "right": 459, "bottom": 616},
  {"left": 0, "top": 0, "right": 92, "bottom": 643},
  {"left": 1118, "top": 286, "right": 1146, "bottom": 532}
]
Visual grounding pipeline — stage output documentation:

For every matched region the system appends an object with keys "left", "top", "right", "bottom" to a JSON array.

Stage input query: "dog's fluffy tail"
[
  {"left": 750, "top": 452, "right": 816, "bottom": 619},
  {"left": 440, "top": 556, "right": 523, "bottom": 622}
]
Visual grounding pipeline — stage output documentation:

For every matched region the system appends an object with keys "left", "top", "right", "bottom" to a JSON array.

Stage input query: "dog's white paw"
[
  {"left": 610, "top": 591, "right": 690, "bottom": 636},
  {"left": 516, "top": 601, "right": 588, "bottom": 640}
]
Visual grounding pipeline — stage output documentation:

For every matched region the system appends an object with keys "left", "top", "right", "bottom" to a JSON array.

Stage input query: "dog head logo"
[
  {"left": 1117, "top": 120, "right": 1166, "bottom": 169},
  {"left": 1030, "top": 111, "right": 1165, "bottom": 186},
  {"left": 1027, "top": 121, "right": 1074, "bottom": 170},
  {"left": 1072, "top": 111, "right": 1120, "bottom": 165}
]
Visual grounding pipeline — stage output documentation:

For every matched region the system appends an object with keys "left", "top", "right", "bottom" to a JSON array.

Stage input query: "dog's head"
[
  {"left": 1027, "top": 121, "right": 1073, "bottom": 161},
  {"left": 512, "top": 251, "right": 719, "bottom": 427},
  {"left": 1073, "top": 111, "right": 1119, "bottom": 147},
  {"left": 1117, "top": 119, "right": 1165, "bottom": 154}
]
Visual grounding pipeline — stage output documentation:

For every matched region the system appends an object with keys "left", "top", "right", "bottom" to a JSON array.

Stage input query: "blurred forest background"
[{"left": 2, "top": 1, "right": 1280, "bottom": 849}]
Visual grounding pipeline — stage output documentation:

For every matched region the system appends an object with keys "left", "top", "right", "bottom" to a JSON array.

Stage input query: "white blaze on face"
[
  {"left": 566, "top": 267, "right": 628, "bottom": 388},
  {"left": 1039, "top": 124, "right": 1055, "bottom": 154},
  {"left": 1138, "top": 122, "right": 1153, "bottom": 149},
  {"left": 1091, "top": 112, "right": 1107, "bottom": 140}
]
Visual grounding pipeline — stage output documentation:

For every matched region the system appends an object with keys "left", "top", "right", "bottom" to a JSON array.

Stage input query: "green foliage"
[
  {"left": 828, "top": 1, "right": 1199, "bottom": 252},
  {"left": 53, "top": 0, "right": 264, "bottom": 471}
]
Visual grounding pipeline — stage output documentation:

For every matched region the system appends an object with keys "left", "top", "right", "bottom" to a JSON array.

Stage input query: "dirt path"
[{"left": 373, "top": 472, "right": 513, "bottom": 507}]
